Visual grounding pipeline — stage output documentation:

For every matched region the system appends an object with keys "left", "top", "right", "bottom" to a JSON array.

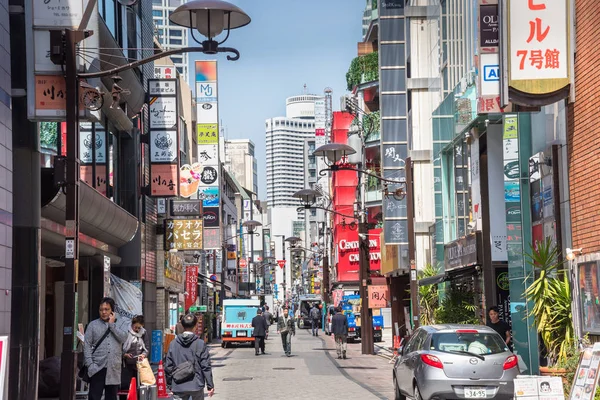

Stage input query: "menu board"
[
  {"left": 569, "top": 344, "right": 600, "bottom": 400},
  {"left": 515, "top": 376, "right": 564, "bottom": 400}
]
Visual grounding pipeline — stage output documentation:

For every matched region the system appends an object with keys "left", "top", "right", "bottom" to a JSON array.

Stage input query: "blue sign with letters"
[
  {"left": 151, "top": 330, "right": 163, "bottom": 363},
  {"left": 483, "top": 64, "right": 500, "bottom": 81}
]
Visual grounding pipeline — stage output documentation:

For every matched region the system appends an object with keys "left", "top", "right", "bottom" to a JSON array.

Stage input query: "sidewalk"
[
  {"left": 374, "top": 328, "right": 394, "bottom": 358},
  {"left": 318, "top": 330, "right": 396, "bottom": 399}
]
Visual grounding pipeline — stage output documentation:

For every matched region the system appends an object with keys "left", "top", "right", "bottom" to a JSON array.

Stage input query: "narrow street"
[{"left": 208, "top": 329, "right": 395, "bottom": 399}]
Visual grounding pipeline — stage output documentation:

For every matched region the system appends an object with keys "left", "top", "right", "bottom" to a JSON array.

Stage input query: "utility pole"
[
  {"left": 59, "top": 28, "right": 87, "bottom": 400},
  {"left": 358, "top": 152, "right": 374, "bottom": 355},
  {"left": 406, "top": 157, "right": 419, "bottom": 330}
]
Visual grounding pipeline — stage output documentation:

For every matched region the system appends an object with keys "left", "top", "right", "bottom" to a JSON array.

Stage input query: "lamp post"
[
  {"left": 312, "top": 140, "right": 406, "bottom": 356},
  {"left": 55, "top": 1, "right": 250, "bottom": 398},
  {"left": 241, "top": 220, "right": 262, "bottom": 295}
]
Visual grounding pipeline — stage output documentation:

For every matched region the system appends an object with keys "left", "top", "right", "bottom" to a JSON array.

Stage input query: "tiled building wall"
[
  {"left": 567, "top": 0, "right": 600, "bottom": 253},
  {"left": 0, "top": 0, "right": 12, "bottom": 336}
]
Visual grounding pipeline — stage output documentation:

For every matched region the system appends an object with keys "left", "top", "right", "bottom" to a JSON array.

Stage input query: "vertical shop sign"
[
  {"left": 185, "top": 265, "right": 199, "bottom": 311},
  {"left": 148, "top": 79, "right": 179, "bottom": 197}
]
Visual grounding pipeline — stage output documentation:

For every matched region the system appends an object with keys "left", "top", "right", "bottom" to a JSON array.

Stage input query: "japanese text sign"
[
  {"left": 165, "top": 219, "right": 203, "bottom": 251},
  {"left": 197, "top": 124, "right": 219, "bottom": 144},
  {"left": 170, "top": 199, "right": 203, "bottom": 217},
  {"left": 368, "top": 285, "right": 389, "bottom": 309},
  {"left": 148, "top": 79, "right": 179, "bottom": 197},
  {"left": 185, "top": 265, "right": 199, "bottom": 311},
  {"left": 508, "top": 0, "right": 569, "bottom": 90}
]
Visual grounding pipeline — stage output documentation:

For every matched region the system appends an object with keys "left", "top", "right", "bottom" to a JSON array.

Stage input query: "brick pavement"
[{"left": 205, "top": 328, "right": 396, "bottom": 399}]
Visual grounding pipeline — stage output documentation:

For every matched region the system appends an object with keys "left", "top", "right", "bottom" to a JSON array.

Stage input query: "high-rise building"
[
  {"left": 224, "top": 139, "right": 258, "bottom": 194},
  {"left": 152, "top": 0, "right": 190, "bottom": 82},
  {"left": 266, "top": 94, "right": 319, "bottom": 210}
]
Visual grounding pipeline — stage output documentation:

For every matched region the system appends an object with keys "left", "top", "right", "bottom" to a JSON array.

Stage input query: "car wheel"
[
  {"left": 414, "top": 384, "right": 424, "bottom": 400},
  {"left": 221, "top": 342, "right": 225, "bottom": 348},
  {"left": 393, "top": 374, "right": 406, "bottom": 400}
]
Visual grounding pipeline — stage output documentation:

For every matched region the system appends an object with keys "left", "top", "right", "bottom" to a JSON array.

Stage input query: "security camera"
[{"left": 467, "top": 221, "right": 476, "bottom": 231}]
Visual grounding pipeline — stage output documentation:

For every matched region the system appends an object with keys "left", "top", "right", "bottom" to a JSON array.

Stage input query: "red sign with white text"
[
  {"left": 185, "top": 265, "right": 198, "bottom": 311},
  {"left": 277, "top": 260, "right": 286, "bottom": 269},
  {"left": 335, "top": 227, "right": 382, "bottom": 282}
]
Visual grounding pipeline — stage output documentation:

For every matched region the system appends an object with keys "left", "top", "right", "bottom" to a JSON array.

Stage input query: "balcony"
[{"left": 346, "top": 51, "right": 379, "bottom": 91}]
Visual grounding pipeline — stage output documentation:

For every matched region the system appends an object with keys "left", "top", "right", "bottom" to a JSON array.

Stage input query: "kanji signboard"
[
  {"left": 368, "top": 285, "right": 389, "bottom": 309},
  {"left": 508, "top": 0, "right": 570, "bottom": 99},
  {"left": 164, "top": 219, "right": 203, "bottom": 251},
  {"left": 185, "top": 265, "right": 199, "bottom": 311}
]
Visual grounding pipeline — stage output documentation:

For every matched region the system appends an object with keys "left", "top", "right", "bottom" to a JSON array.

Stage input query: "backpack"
[
  {"left": 171, "top": 340, "right": 199, "bottom": 384},
  {"left": 310, "top": 307, "right": 320, "bottom": 320}
]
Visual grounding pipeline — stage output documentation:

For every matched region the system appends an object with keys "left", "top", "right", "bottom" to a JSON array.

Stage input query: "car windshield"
[{"left": 430, "top": 331, "right": 508, "bottom": 355}]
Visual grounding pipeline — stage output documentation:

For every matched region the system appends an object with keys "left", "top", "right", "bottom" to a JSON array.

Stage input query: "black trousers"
[
  {"left": 88, "top": 368, "right": 119, "bottom": 400},
  {"left": 254, "top": 335, "right": 265, "bottom": 353}
]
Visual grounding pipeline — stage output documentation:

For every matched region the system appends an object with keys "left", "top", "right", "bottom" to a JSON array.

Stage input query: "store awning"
[
  {"left": 418, "top": 265, "right": 480, "bottom": 287},
  {"left": 41, "top": 168, "right": 138, "bottom": 248}
]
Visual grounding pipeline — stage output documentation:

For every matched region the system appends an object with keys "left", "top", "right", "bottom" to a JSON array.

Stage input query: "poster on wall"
[
  {"left": 579, "top": 261, "right": 600, "bottom": 334},
  {"left": 110, "top": 274, "right": 143, "bottom": 323}
]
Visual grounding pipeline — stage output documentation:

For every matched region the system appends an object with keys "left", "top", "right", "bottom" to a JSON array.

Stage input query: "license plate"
[
  {"left": 464, "top": 387, "right": 486, "bottom": 398},
  {"left": 237, "top": 331, "right": 246, "bottom": 337},
  {"left": 348, "top": 332, "right": 356, "bottom": 337}
]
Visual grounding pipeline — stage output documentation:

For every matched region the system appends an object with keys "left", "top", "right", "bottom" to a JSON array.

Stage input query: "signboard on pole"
[{"left": 185, "top": 265, "right": 199, "bottom": 311}]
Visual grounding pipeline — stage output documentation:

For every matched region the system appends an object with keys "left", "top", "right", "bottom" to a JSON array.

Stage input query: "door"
[{"left": 397, "top": 329, "right": 427, "bottom": 391}]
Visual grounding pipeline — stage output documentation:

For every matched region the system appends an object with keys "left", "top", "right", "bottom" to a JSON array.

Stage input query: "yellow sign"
[
  {"left": 227, "top": 251, "right": 236, "bottom": 260},
  {"left": 165, "top": 219, "right": 203, "bottom": 251},
  {"left": 197, "top": 123, "right": 219, "bottom": 144}
]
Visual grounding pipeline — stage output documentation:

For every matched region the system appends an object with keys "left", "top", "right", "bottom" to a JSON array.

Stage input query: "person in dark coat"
[
  {"left": 165, "top": 314, "right": 214, "bottom": 399},
  {"left": 331, "top": 306, "right": 349, "bottom": 359},
  {"left": 252, "top": 309, "right": 268, "bottom": 356}
]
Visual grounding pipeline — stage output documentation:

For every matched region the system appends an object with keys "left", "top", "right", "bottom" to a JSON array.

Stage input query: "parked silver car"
[{"left": 393, "top": 325, "right": 518, "bottom": 400}]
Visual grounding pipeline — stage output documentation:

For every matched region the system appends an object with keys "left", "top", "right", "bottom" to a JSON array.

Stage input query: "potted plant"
[
  {"left": 524, "top": 237, "right": 575, "bottom": 371},
  {"left": 434, "top": 284, "right": 479, "bottom": 325}
]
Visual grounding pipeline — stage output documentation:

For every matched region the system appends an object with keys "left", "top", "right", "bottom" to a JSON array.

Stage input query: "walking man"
[
  {"left": 165, "top": 314, "right": 214, "bottom": 399},
  {"left": 251, "top": 309, "right": 268, "bottom": 356},
  {"left": 277, "top": 307, "right": 296, "bottom": 357},
  {"left": 331, "top": 306, "right": 348, "bottom": 359},
  {"left": 263, "top": 306, "right": 273, "bottom": 339},
  {"left": 310, "top": 303, "right": 321, "bottom": 336}
]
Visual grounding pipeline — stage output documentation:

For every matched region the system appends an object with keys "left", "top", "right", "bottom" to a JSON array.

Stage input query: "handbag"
[
  {"left": 78, "top": 327, "right": 111, "bottom": 383},
  {"left": 137, "top": 358, "right": 156, "bottom": 386}
]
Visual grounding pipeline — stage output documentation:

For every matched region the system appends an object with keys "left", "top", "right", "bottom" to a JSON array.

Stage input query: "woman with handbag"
[
  {"left": 121, "top": 315, "right": 150, "bottom": 390},
  {"left": 83, "top": 297, "right": 128, "bottom": 400}
]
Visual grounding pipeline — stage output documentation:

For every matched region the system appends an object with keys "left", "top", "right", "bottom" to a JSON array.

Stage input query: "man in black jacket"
[
  {"left": 331, "top": 307, "right": 349, "bottom": 359},
  {"left": 252, "top": 309, "right": 268, "bottom": 356},
  {"left": 165, "top": 314, "right": 214, "bottom": 399}
]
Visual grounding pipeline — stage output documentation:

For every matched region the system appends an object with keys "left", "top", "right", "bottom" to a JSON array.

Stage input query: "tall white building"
[
  {"left": 152, "top": 0, "right": 190, "bottom": 82},
  {"left": 266, "top": 95, "right": 319, "bottom": 210},
  {"left": 224, "top": 139, "right": 258, "bottom": 194}
]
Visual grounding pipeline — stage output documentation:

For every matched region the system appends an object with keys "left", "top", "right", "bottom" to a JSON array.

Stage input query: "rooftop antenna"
[{"left": 303, "top": 83, "right": 308, "bottom": 94}]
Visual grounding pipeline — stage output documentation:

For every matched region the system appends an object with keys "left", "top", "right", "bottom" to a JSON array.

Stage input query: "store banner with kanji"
[
  {"left": 148, "top": 79, "right": 179, "bottom": 197},
  {"left": 185, "top": 265, "right": 199, "bottom": 311}
]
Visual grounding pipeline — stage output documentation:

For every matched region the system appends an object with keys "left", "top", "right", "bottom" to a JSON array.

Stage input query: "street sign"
[
  {"left": 209, "top": 274, "right": 217, "bottom": 282},
  {"left": 239, "top": 259, "right": 247, "bottom": 268},
  {"left": 277, "top": 260, "right": 286, "bottom": 269}
]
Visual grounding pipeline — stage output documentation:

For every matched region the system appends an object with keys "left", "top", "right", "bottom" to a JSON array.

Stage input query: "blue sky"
[{"left": 188, "top": 0, "right": 367, "bottom": 199}]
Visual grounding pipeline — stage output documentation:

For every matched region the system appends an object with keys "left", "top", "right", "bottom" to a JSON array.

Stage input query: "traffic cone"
[
  {"left": 127, "top": 377, "right": 137, "bottom": 400},
  {"left": 157, "top": 360, "right": 169, "bottom": 399}
]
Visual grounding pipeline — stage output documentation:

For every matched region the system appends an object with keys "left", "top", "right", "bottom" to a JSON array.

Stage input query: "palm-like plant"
[
  {"left": 418, "top": 264, "right": 441, "bottom": 325},
  {"left": 524, "top": 237, "right": 575, "bottom": 365}
]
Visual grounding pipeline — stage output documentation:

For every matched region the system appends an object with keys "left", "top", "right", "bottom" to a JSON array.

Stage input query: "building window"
[
  {"left": 152, "top": 9, "right": 162, "bottom": 18},
  {"left": 170, "top": 29, "right": 182, "bottom": 37},
  {"left": 170, "top": 38, "right": 183, "bottom": 45}
]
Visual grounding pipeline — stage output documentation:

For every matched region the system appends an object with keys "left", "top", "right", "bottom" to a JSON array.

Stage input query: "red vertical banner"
[{"left": 185, "top": 265, "right": 198, "bottom": 311}]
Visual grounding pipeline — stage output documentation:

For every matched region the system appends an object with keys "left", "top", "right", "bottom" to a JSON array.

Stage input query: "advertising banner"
[
  {"left": 368, "top": 285, "right": 389, "bottom": 308},
  {"left": 336, "top": 227, "right": 382, "bottom": 282},
  {"left": 185, "top": 265, "right": 199, "bottom": 311},
  {"left": 148, "top": 79, "right": 179, "bottom": 197}
]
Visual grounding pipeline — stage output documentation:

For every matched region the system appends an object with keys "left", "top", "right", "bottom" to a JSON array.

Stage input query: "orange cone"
[
  {"left": 127, "top": 377, "right": 137, "bottom": 400},
  {"left": 157, "top": 360, "right": 169, "bottom": 398}
]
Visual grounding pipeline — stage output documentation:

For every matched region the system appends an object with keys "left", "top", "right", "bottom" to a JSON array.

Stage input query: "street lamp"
[
  {"left": 241, "top": 220, "right": 262, "bottom": 295},
  {"left": 57, "top": 1, "right": 250, "bottom": 398}
]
